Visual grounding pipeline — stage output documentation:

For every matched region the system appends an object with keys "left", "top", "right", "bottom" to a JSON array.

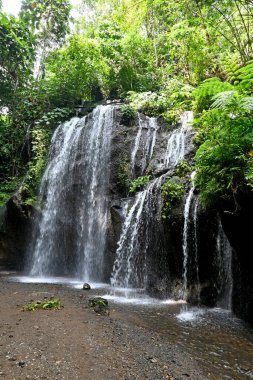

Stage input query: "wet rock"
[
  {"left": 88, "top": 297, "right": 108, "bottom": 307},
  {"left": 88, "top": 297, "right": 109, "bottom": 316},
  {"left": 82, "top": 283, "right": 91, "bottom": 290},
  {"left": 0, "top": 197, "right": 36, "bottom": 270}
]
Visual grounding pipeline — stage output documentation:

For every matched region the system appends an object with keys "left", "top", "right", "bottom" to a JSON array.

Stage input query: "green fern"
[
  {"left": 222, "top": 58, "right": 242, "bottom": 85},
  {"left": 193, "top": 78, "right": 234, "bottom": 98},
  {"left": 238, "top": 61, "right": 253, "bottom": 93},
  {"left": 239, "top": 97, "right": 253, "bottom": 112},
  {"left": 193, "top": 77, "right": 235, "bottom": 111},
  {"left": 211, "top": 91, "right": 239, "bottom": 110},
  {"left": 211, "top": 91, "right": 253, "bottom": 113}
]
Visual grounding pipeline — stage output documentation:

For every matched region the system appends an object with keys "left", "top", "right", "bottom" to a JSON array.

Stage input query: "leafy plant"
[
  {"left": 192, "top": 78, "right": 235, "bottom": 112},
  {"left": 23, "top": 298, "right": 62, "bottom": 311},
  {"left": 116, "top": 153, "right": 130, "bottom": 193},
  {"left": 174, "top": 160, "right": 192, "bottom": 178},
  {"left": 161, "top": 177, "right": 185, "bottom": 219},
  {"left": 238, "top": 60, "right": 253, "bottom": 93},
  {"left": 127, "top": 80, "right": 194, "bottom": 122},
  {"left": 88, "top": 297, "right": 108, "bottom": 307},
  {"left": 121, "top": 104, "right": 137, "bottom": 125},
  {"left": 129, "top": 175, "right": 151, "bottom": 193},
  {"left": 194, "top": 101, "right": 253, "bottom": 207}
]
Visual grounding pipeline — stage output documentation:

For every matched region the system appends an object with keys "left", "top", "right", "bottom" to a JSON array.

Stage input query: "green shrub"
[
  {"left": 0, "top": 178, "right": 19, "bottom": 206},
  {"left": 194, "top": 107, "right": 253, "bottom": 207},
  {"left": 192, "top": 77, "right": 235, "bottom": 112},
  {"left": 174, "top": 160, "right": 192, "bottom": 178},
  {"left": 129, "top": 175, "right": 151, "bottom": 193},
  {"left": 121, "top": 104, "right": 137, "bottom": 125},
  {"left": 161, "top": 177, "right": 185, "bottom": 219},
  {"left": 127, "top": 80, "right": 194, "bottom": 122},
  {"left": 116, "top": 153, "right": 130, "bottom": 192}
]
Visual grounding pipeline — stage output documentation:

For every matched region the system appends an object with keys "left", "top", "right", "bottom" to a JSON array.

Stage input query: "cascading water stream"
[
  {"left": 28, "top": 105, "right": 114, "bottom": 281},
  {"left": 216, "top": 218, "right": 233, "bottom": 310},
  {"left": 111, "top": 176, "right": 163, "bottom": 293},
  {"left": 182, "top": 171, "right": 196, "bottom": 299},
  {"left": 111, "top": 111, "right": 194, "bottom": 297},
  {"left": 193, "top": 197, "right": 201, "bottom": 303},
  {"left": 130, "top": 115, "right": 158, "bottom": 178},
  {"left": 164, "top": 111, "right": 193, "bottom": 168}
]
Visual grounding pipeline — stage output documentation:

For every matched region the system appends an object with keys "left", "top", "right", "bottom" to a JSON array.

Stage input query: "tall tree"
[{"left": 20, "top": 0, "right": 71, "bottom": 78}]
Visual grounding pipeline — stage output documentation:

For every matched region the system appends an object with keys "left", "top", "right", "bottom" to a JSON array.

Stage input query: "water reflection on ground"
[
  {"left": 101, "top": 287, "right": 253, "bottom": 380},
  {"left": 114, "top": 302, "right": 253, "bottom": 380}
]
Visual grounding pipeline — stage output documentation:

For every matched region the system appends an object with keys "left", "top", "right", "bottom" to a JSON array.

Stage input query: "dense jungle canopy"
[{"left": 0, "top": 0, "right": 253, "bottom": 210}]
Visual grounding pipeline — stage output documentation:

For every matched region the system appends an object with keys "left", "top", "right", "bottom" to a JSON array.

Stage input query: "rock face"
[
  {"left": 0, "top": 196, "right": 36, "bottom": 269},
  {"left": 221, "top": 190, "right": 253, "bottom": 324}
]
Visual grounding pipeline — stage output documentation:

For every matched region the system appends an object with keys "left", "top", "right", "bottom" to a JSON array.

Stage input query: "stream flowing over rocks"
[
  {"left": 0, "top": 103, "right": 253, "bottom": 371},
  {"left": 0, "top": 104, "right": 253, "bottom": 322}
]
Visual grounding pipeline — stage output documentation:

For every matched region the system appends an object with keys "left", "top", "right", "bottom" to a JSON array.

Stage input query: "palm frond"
[
  {"left": 239, "top": 96, "right": 253, "bottom": 112},
  {"left": 211, "top": 91, "right": 239, "bottom": 110}
]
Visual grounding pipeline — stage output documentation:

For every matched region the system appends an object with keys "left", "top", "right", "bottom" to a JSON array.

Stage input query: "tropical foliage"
[
  {"left": 0, "top": 0, "right": 253, "bottom": 209},
  {"left": 129, "top": 175, "right": 151, "bottom": 194},
  {"left": 161, "top": 177, "right": 185, "bottom": 219}
]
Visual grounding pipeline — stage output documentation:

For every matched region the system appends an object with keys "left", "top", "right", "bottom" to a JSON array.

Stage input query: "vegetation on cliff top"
[{"left": 0, "top": 0, "right": 253, "bottom": 208}]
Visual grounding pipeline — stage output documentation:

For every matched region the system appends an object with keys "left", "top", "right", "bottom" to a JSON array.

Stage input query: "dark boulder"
[{"left": 82, "top": 283, "right": 91, "bottom": 290}]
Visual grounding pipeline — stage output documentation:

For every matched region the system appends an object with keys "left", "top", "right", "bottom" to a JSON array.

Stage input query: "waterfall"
[
  {"left": 130, "top": 115, "right": 158, "bottom": 178},
  {"left": 182, "top": 172, "right": 196, "bottom": 299},
  {"left": 111, "top": 177, "right": 163, "bottom": 290},
  {"left": 29, "top": 105, "right": 114, "bottom": 281},
  {"left": 130, "top": 115, "right": 142, "bottom": 176},
  {"left": 216, "top": 218, "right": 233, "bottom": 310},
  {"left": 111, "top": 112, "right": 193, "bottom": 293},
  {"left": 164, "top": 111, "right": 193, "bottom": 168},
  {"left": 193, "top": 197, "right": 200, "bottom": 303}
]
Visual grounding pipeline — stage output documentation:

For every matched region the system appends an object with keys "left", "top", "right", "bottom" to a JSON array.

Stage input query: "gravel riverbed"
[{"left": 0, "top": 273, "right": 207, "bottom": 380}]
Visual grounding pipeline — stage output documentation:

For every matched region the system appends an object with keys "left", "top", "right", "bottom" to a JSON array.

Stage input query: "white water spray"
[{"left": 29, "top": 105, "right": 114, "bottom": 281}]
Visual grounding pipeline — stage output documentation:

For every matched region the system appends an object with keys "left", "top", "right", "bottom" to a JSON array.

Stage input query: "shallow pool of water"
[{"left": 116, "top": 302, "right": 253, "bottom": 380}]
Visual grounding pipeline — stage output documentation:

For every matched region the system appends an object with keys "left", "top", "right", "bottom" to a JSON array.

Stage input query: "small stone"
[
  {"left": 18, "top": 361, "right": 26, "bottom": 368},
  {"left": 150, "top": 358, "right": 158, "bottom": 363},
  {"left": 8, "top": 357, "right": 17, "bottom": 362},
  {"left": 83, "top": 283, "right": 91, "bottom": 290}
]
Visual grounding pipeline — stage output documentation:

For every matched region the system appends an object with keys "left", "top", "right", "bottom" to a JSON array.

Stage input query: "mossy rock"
[{"left": 88, "top": 297, "right": 109, "bottom": 316}]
